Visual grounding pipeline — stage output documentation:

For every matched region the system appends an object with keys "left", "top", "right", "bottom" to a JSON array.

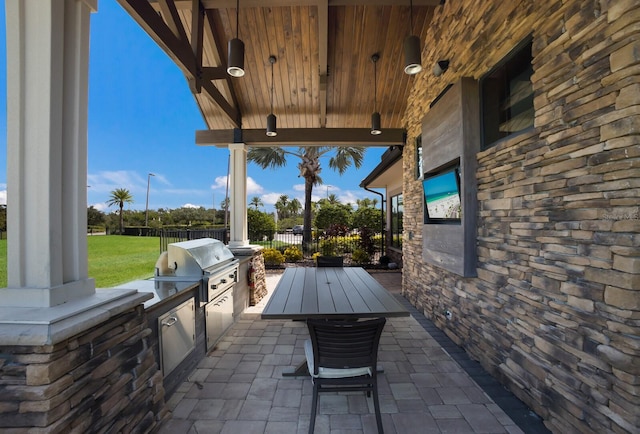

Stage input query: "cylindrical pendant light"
[
  {"left": 227, "top": 0, "right": 245, "bottom": 77},
  {"left": 266, "top": 55, "right": 277, "bottom": 137},
  {"left": 371, "top": 53, "right": 382, "bottom": 135},
  {"left": 404, "top": 35, "right": 422, "bottom": 75},
  {"left": 404, "top": 0, "right": 422, "bottom": 75},
  {"left": 371, "top": 112, "right": 382, "bottom": 135},
  {"left": 266, "top": 113, "right": 277, "bottom": 137},
  {"left": 227, "top": 38, "right": 245, "bottom": 77}
]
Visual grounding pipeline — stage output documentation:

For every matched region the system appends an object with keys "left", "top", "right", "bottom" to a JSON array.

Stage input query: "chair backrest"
[{"left": 307, "top": 318, "right": 386, "bottom": 373}]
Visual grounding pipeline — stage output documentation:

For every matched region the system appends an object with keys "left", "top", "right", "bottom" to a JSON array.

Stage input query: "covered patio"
[
  {"left": 1, "top": 0, "right": 637, "bottom": 432},
  {"left": 159, "top": 271, "right": 547, "bottom": 434}
]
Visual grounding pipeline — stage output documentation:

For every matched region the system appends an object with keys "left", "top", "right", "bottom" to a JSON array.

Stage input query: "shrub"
[
  {"left": 248, "top": 208, "right": 276, "bottom": 242},
  {"left": 352, "top": 206, "right": 382, "bottom": 231},
  {"left": 352, "top": 248, "right": 371, "bottom": 264},
  {"left": 319, "top": 238, "right": 337, "bottom": 256},
  {"left": 263, "top": 248, "right": 284, "bottom": 266},
  {"left": 315, "top": 206, "right": 351, "bottom": 230},
  {"left": 283, "top": 246, "right": 303, "bottom": 262},
  {"left": 358, "top": 226, "right": 377, "bottom": 257}
]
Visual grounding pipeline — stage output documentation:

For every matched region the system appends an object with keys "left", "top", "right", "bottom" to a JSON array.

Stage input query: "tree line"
[{"left": 87, "top": 144, "right": 375, "bottom": 236}]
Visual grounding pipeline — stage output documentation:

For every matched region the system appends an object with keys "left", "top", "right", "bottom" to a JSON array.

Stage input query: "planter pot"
[{"left": 316, "top": 256, "right": 344, "bottom": 267}]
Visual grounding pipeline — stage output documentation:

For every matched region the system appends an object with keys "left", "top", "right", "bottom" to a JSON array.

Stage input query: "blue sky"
[{"left": 0, "top": 1, "right": 387, "bottom": 214}]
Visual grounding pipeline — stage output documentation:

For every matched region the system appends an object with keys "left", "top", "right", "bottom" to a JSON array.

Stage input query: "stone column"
[
  {"left": 228, "top": 142, "right": 249, "bottom": 247},
  {"left": 2, "top": 0, "right": 97, "bottom": 307}
]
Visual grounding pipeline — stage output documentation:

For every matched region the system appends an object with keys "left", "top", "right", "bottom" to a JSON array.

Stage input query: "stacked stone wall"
[
  {"left": 0, "top": 306, "right": 166, "bottom": 433},
  {"left": 249, "top": 252, "right": 268, "bottom": 306},
  {"left": 402, "top": 0, "right": 639, "bottom": 433}
]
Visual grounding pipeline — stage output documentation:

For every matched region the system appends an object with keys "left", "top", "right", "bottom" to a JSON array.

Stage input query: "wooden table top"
[{"left": 261, "top": 267, "right": 409, "bottom": 320}]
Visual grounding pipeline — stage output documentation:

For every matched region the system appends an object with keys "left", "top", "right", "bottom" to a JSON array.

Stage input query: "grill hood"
[{"left": 155, "top": 238, "right": 235, "bottom": 277}]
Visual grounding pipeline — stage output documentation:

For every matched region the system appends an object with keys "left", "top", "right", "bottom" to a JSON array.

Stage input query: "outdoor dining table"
[{"left": 261, "top": 266, "right": 409, "bottom": 376}]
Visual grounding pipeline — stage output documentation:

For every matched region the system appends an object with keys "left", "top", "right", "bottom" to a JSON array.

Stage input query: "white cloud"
[
  {"left": 213, "top": 175, "right": 263, "bottom": 195},
  {"left": 338, "top": 191, "right": 360, "bottom": 206},
  {"left": 293, "top": 183, "right": 305, "bottom": 192},
  {"left": 0, "top": 189, "right": 6, "bottom": 206},
  {"left": 261, "top": 192, "right": 282, "bottom": 205},
  {"left": 91, "top": 202, "right": 109, "bottom": 212},
  {"left": 87, "top": 170, "right": 143, "bottom": 192},
  {"left": 182, "top": 203, "right": 200, "bottom": 209},
  {"left": 87, "top": 170, "right": 171, "bottom": 194},
  {"left": 246, "top": 177, "right": 264, "bottom": 195},
  {"left": 211, "top": 175, "right": 228, "bottom": 190}
]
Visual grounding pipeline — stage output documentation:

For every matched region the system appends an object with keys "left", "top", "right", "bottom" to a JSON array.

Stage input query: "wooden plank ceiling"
[{"left": 117, "top": 0, "right": 439, "bottom": 146}]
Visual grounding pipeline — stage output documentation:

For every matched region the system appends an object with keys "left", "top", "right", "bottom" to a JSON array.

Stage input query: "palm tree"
[
  {"left": 275, "top": 194, "right": 289, "bottom": 220},
  {"left": 327, "top": 193, "right": 340, "bottom": 204},
  {"left": 248, "top": 146, "right": 365, "bottom": 248},
  {"left": 249, "top": 196, "right": 264, "bottom": 209},
  {"left": 106, "top": 188, "right": 134, "bottom": 234},
  {"left": 288, "top": 198, "right": 302, "bottom": 217}
]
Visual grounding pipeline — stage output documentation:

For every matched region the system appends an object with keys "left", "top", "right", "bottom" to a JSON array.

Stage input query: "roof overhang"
[{"left": 360, "top": 145, "right": 403, "bottom": 188}]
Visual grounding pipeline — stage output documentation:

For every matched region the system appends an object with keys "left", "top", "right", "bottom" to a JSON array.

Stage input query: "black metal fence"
[
  {"left": 157, "top": 228, "right": 386, "bottom": 265},
  {"left": 257, "top": 230, "right": 385, "bottom": 263},
  {"left": 159, "top": 228, "right": 228, "bottom": 252}
]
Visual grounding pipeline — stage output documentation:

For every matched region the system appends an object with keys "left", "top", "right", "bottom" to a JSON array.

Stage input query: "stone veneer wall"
[
  {"left": 402, "top": 1, "right": 639, "bottom": 433},
  {"left": 0, "top": 305, "right": 166, "bottom": 432},
  {"left": 249, "top": 252, "right": 268, "bottom": 306}
]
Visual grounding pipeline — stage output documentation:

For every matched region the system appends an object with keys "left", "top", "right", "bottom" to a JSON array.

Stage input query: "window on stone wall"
[
  {"left": 481, "top": 37, "right": 534, "bottom": 149},
  {"left": 391, "top": 194, "right": 403, "bottom": 249},
  {"left": 415, "top": 136, "right": 423, "bottom": 179}
]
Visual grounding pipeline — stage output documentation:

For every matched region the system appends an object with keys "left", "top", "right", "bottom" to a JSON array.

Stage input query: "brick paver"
[{"left": 157, "top": 271, "right": 533, "bottom": 434}]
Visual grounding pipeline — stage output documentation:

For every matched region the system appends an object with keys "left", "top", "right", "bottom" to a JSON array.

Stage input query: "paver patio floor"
[{"left": 157, "top": 271, "right": 543, "bottom": 434}]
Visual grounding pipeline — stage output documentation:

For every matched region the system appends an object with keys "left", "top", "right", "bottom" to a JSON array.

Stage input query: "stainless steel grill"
[
  {"left": 154, "top": 238, "right": 240, "bottom": 352},
  {"left": 155, "top": 238, "right": 239, "bottom": 304}
]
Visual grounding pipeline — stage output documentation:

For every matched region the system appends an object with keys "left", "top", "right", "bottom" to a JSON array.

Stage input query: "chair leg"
[
  {"left": 372, "top": 385, "right": 384, "bottom": 434},
  {"left": 309, "top": 383, "right": 319, "bottom": 434}
]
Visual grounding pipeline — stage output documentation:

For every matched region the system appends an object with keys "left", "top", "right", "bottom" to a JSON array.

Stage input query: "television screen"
[{"left": 423, "top": 166, "right": 461, "bottom": 221}]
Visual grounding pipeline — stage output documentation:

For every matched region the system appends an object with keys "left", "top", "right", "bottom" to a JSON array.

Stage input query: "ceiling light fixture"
[
  {"left": 266, "top": 55, "right": 277, "bottom": 137},
  {"left": 227, "top": 0, "right": 245, "bottom": 77},
  {"left": 371, "top": 53, "right": 382, "bottom": 135},
  {"left": 404, "top": 0, "right": 422, "bottom": 75}
]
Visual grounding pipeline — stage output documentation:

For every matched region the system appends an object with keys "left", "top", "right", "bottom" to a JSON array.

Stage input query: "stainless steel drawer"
[
  {"left": 158, "top": 298, "right": 196, "bottom": 376},
  {"left": 206, "top": 288, "right": 234, "bottom": 350}
]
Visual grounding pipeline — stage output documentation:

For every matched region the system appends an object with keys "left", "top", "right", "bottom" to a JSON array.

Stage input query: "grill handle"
[{"left": 161, "top": 316, "right": 178, "bottom": 327}]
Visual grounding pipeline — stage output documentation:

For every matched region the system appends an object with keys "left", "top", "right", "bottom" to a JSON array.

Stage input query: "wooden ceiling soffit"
[
  {"left": 117, "top": 0, "right": 241, "bottom": 128},
  {"left": 318, "top": 0, "right": 328, "bottom": 128},
  {"left": 168, "top": 1, "right": 440, "bottom": 7},
  {"left": 196, "top": 128, "right": 406, "bottom": 147}
]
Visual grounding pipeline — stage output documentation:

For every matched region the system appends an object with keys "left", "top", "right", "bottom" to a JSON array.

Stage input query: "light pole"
[{"left": 145, "top": 173, "right": 155, "bottom": 227}]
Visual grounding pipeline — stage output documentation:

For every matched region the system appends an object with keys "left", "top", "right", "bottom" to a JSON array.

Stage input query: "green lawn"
[{"left": 0, "top": 236, "right": 160, "bottom": 288}]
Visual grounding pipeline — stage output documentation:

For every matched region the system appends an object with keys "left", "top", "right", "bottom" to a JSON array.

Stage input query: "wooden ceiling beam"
[
  {"left": 196, "top": 128, "right": 406, "bottom": 147},
  {"left": 158, "top": 0, "right": 189, "bottom": 42},
  {"left": 188, "top": 0, "right": 204, "bottom": 93},
  {"left": 117, "top": 0, "right": 241, "bottom": 128},
  {"left": 201, "top": 66, "right": 228, "bottom": 80},
  {"left": 154, "top": 0, "right": 440, "bottom": 8}
]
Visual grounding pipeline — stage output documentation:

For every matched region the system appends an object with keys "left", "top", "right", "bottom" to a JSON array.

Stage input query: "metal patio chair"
[{"left": 305, "top": 317, "right": 386, "bottom": 434}]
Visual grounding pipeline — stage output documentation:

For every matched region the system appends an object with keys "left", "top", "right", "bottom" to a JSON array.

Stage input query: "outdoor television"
[{"left": 423, "top": 164, "right": 462, "bottom": 223}]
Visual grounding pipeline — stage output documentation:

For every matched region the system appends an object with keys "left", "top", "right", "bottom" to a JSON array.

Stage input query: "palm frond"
[
  {"left": 328, "top": 147, "right": 365, "bottom": 174},
  {"left": 247, "top": 147, "right": 287, "bottom": 169}
]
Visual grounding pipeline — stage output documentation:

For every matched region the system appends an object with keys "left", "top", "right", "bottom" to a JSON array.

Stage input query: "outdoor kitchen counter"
[{"left": 114, "top": 278, "right": 201, "bottom": 309}]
